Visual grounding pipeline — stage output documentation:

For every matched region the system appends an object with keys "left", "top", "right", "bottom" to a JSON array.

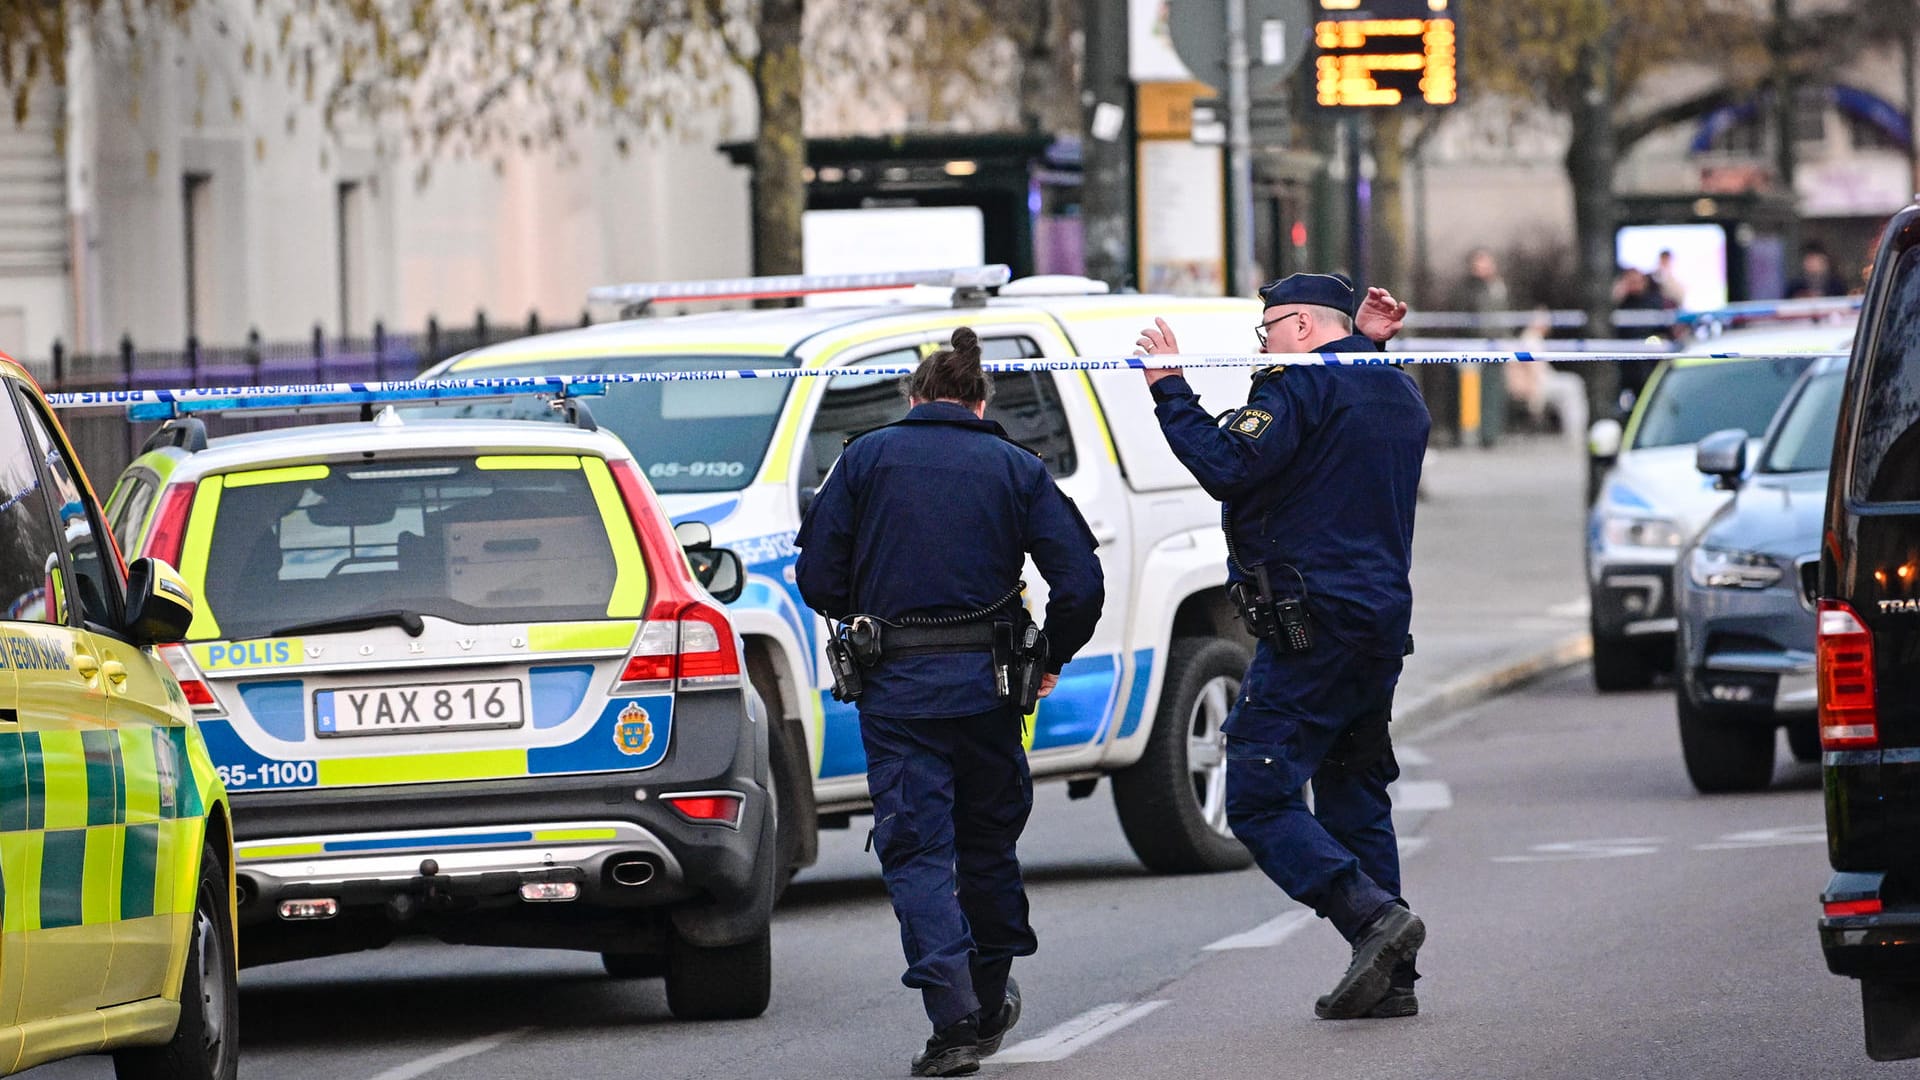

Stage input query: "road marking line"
[
  {"left": 993, "top": 1001, "right": 1169, "bottom": 1064},
  {"left": 1389, "top": 779, "right": 1453, "bottom": 811},
  {"left": 1398, "top": 835, "right": 1430, "bottom": 858},
  {"left": 1694, "top": 824, "right": 1826, "bottom": 851},
  {"left": 365, "top": 1028, "right": 532, "bottom": 1080},
  {"left": 1204, "top": 909, "right": 1312, "bottom": 951},
  {"left": 1394, "top": 746, "right": 1432, "bottom": 767},
  {"left": 1546, "top": 598, "right": 1591, "bottom": 618}
]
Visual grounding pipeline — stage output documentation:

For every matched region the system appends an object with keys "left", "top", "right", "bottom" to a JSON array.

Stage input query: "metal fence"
[{"left": 30, "top": 316, "right": 553, "bottom": 483}]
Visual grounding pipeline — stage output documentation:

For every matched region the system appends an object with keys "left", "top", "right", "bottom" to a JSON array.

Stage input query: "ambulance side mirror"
[{"left": 124, "top": 557, "right": 196, "bottom": 646}]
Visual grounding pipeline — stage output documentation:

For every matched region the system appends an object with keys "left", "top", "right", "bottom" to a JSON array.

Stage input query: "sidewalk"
[{"left": 1396, "top": 433, "right": 1592, "bottom": 730}]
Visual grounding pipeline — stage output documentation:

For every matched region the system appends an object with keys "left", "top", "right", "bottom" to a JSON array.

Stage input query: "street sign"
[
  {"left": 1313, "top": 0, "right": 1458, "bottom": 108},
  {"left": 1169, "top": 0, "right": 1313, "bottom": 91}
]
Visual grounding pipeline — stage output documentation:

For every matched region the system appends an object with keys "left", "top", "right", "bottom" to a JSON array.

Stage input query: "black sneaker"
[
  {"left": 911, "top": 1017, "right": 980, "bottom": 1077},
  {"left": 977, "top": 977, "right": 1023, "bottom": 1057},
  {"left": 1317, "top": 906, "right": 1426, "bottom": 1020},
  {"left": 1316, "top": 985, "right": 1418, "bottom": 1019}
]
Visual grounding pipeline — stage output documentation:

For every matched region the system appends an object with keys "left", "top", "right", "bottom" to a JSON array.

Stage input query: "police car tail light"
[
  {"left": 1818, "top": 600, "right": 1878, "bottom": 750},
  {"left": 619, "top": 620, "right": 680, "bottom": 685},
  {"left": 143, "top": 481, "right": 198, "bottom": 564},
  {"left": 159, "top": 643, "right": 223, "bottom": 713},
  {"left": 665, "top": 792, "right": 743, "bottom": 826},
  {"left": 676, "top": 601, "right": 742, "bottom": 688}
]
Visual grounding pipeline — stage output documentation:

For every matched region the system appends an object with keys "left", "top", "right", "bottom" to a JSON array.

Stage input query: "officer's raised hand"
[
  {"left": 1135, "top": 318, "right": 1183, "bottom": 386},
  {"left": 1356, "top": 286, "right": 1409, "bottom": 342}
]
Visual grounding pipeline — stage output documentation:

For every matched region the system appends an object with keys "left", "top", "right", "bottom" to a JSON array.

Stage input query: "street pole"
[
  {"left": 1082, "top": 0, "right": 1136, "bottom": 289},
  {"left": 1346, "top": 113, "right": 1367, "bottom": 286},
  {"left": 1771, "top": 0, "right": 1799, "bottom": 252},
  {"left": 1225, "top": 0, "right": 1256, "bottom": 296}
]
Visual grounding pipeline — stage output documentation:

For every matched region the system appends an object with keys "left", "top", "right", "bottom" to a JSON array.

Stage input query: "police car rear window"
[
  {"left": 198, "top": 458, "right": 624, "bottom": 639},
  {"left": 1631, "top": 356, "right": 1816, "bottom": 451},
  {"left": 430, "top": 356, "right": 793, "bottom": 493}
]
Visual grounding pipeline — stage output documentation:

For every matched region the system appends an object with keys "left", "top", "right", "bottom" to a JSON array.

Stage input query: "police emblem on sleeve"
[
  {"left": 613, "top": 702, "right": 655, "bottom": 756},
  {"left": 1232, "top": 408, "right": 1274, "bottom": 438}
]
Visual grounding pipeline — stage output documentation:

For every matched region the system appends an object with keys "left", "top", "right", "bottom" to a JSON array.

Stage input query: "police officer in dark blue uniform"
[
  {"left": 1136, "top": 273, "right": 1431, "bottom": 1021},
  {"left": 795, "top": 327, "right": 1105, "bottom": 1076}
]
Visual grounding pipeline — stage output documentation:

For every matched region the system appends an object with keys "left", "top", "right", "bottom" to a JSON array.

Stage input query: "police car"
[
  {"left": 100, "top": 387, "right": 776, "bottom": 1020},
  {"left": 427, "top": 267, "right": 1297, "bottom": 876},
  {"left": 1584, "top": 316, "right": 1851, "bottom": 691},
  {"left": 0, "top": 354, "right": 236, "bottom": 1078}
]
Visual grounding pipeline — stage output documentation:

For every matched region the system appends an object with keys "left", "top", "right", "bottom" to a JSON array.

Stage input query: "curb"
[{"left": 1394, "top": 632, "right": 1593, "bottom": 739}]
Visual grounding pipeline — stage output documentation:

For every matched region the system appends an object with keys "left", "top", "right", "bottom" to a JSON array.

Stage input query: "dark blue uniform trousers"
[
  {"left": 861, "top": 705, "right": 1038, "bottom": 1030},
  {"left": 1225, "top": 638, "right": 1406, "bottom": 943}
]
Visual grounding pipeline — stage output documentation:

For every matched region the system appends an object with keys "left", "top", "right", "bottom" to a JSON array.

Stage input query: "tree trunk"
[
  {"left": 752, "top": 0, "right": 805, "bottom": 277},
  {"left": 1566, "top": 33, "right": 1619, "bottom": 478},
  {"left": 1080, "top": 0, "right": 1133, "bottom": 287}
]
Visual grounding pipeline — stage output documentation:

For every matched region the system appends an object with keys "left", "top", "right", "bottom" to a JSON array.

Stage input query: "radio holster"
[{"left": 1228, "top": 564, "right": 1314, "bottom": 653}]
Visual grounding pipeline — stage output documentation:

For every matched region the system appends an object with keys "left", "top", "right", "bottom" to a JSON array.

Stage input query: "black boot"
[
  {"left": 1317, "top": 958, "right": 1418, "bottom": 1019},
  {"left": 911, "top": 1017, "right": 980, "bottom": 1077},
  {"left": 977, "top": 977, "right": 1023, "bottom": 1057},
  {"left": 1316, "top": 906, "right": 1425, "bottom": 1020}
]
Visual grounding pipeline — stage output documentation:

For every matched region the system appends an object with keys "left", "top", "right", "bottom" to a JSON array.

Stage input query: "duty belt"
[{"left": 878, "top": 622, "right": 1001, "bottom": 660}]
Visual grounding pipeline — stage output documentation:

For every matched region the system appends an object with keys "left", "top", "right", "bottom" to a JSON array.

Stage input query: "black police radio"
[{"left": 1228, "top": 563, "right": 1314, "bottom": 654}]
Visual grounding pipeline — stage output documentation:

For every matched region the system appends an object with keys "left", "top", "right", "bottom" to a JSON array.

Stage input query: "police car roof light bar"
[{"left": 586, "top": 265, "right": 1014, "bottom": 312}]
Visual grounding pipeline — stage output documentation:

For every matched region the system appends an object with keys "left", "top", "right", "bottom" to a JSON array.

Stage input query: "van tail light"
[
  {"left": 1825, "top": 897, "right": 1884, "bottom": 918},
  {"left": 144, "top": 482, "right": 199, "bottom": 565},
  {"left": 159, "top": 644, "right": 224, "bottom": 714},
  {"left": 1818, "top": 600, "right": 1878, "bottom": 750}
]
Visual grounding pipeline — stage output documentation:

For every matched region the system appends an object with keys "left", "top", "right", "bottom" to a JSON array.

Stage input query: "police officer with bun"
[
  {"left": 1135, "top": 273, "right": 1431, "bottom": 1021},
  {"left": 795, "top": 327, "right": 1105, "bottom": 1077}
]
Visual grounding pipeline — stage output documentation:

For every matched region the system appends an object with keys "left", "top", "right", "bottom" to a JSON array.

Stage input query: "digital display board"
[{"left": 1314, "top": 0, "right": 1457, "bottom": 108}]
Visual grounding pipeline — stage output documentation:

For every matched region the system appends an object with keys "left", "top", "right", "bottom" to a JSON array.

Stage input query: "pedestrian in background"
[
  {"left": 794, "top": 327, "right": 1105, "bottom": 1077},
  {"left": 1786, "top": 240, "right": 1850, "bottom": 298},
  {"left": 1455, "top": 247, "right": 1511, "bottom": 334},
  {"left": 1133, "top": 274, "right": 1430, "bottom": 1021}
]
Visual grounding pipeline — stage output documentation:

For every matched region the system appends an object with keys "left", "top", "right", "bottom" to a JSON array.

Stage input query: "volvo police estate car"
[
  {"left": 1585, "top": 322, "right": 1846, "bottom": 690},
  {"left": 1673, "top": 355, "right": 1843, "bottom": 793},
  {"left": 0, "top": 354, "right": 236, "bottom": 1079},
  {"left": 427, "top": 267, "right": 1293, "bottom": 878},
  {"left": 1816, "top": 204, "right": 1920, "bottom": 1061},
  {"left": 104, "top": 395, "right": 776, "bottom": 1021}
]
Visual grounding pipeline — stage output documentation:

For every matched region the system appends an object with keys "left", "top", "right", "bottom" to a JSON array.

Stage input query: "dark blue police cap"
[{"left": 1257, "top": 272, "right": 1359, "bottom": 317}]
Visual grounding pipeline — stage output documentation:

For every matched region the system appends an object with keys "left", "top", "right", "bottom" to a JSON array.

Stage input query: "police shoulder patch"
[{"left": 1230, "top": 408, "right": 1274, "bottom": 439}]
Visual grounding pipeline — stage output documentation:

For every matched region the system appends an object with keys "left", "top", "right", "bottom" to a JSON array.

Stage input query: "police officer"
[
  {"left": 1135, "top": 273, "right": 1430, "bottom": 1021},
  {"left": 794, "top": 327, "right": 1105, "bottom": 1076}
]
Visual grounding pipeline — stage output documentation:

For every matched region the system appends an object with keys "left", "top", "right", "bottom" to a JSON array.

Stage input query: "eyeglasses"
[{"left": 1255, "top": 311, "right": 1304, "bottom": 349}]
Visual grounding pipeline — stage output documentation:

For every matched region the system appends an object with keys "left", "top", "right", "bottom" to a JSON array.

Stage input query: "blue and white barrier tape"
[{"left": 44, "top": 349, "right": 1852, "bottom": 418}]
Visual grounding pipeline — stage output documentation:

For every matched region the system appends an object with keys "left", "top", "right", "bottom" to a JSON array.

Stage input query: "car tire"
[
  {"left": 1111, "top": 638, "right": 1256, "bottom": 874},
  {"left": 113, "top": 838, "right": 239, "bottom": 1080},
  {"left": 1677, "top": 691, "right": 1775, "bottom": 793},
  {"left": 664, "top": 927, "right": 772, "bottom": 1021},
  {"left": 601, "top": 951, "right": 666, "bottom": 979},
  {"left": 1787, "top": 716, "right": 1822, "bottom": 763},
  {"left": 1591, "top": 632, "right": 1655, "bottom": 692}
]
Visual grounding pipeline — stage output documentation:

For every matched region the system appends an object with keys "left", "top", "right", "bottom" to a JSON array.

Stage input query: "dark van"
[{"left": 1818, "top": 204, "right": 1920, "bottom": 1060}]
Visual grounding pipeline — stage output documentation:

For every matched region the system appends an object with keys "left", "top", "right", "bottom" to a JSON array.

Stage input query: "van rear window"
[
  {"left": 1854, "top": 245, "right": 1920, "bottom": 502},
  {"left": 197, "top": 458, "right": 627, "bottom": 640}
]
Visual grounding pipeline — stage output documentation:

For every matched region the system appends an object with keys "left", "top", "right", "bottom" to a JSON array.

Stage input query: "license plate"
[{"left": 314, "top": 680, "right": 524, "bottom": 737}]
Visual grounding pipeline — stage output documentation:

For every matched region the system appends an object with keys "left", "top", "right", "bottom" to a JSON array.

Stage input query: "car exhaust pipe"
[{"left": 609, "top": 857, "right": 657, "bottom": 887}]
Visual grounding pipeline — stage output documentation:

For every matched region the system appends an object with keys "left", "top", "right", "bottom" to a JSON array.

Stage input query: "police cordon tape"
[{"left": 44, "top": 349, "right": 1853, "bottom": 418}]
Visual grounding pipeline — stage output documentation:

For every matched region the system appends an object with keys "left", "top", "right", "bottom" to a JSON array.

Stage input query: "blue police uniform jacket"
[
  {"left": 793, "top": 401, "right": 1106, "bottom": 719},
  {"left": 1149, "top": 333, "right": 1431, "bottom": 659}
]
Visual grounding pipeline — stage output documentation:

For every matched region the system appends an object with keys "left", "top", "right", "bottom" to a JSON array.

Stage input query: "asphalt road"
[{"left": 29, "top": 668, "right": 1870, "bottom": 1080}]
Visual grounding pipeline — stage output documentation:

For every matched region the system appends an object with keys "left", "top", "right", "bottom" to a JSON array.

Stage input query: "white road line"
[
  {"left": 993, "top": 1000, "right": 1169, "bottom": 1064},
  {"left": 1546, "top": 597, "right": 1591, "bottom": 619},
  {"left": 1203, "top": 909, "right": 1312, "bottom": 951},
  {"left": 1398, "top": 835, "right": 1430, "bottom": 858},
  {"left": 365, "top": 1028, "right": 532, "bottom": 1080},
  {"left": 1389, "top": 779, "right": 1453, "bottom": 811},
  {"left": 1394, "top": 746, "right": 1432, "bottom": 767}
]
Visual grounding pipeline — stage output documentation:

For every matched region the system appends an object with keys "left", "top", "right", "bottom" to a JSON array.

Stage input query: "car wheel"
[
  {"left": 1786, "top": 716, "right": 1822, "bottom": 763},
  {"left": 1111, "top": 638, "right": 1256, "bottom": 874},
  {"left": 113, "top": 838, "right": 239, "bottom": 1080},
  {"left": 664, "top": 926, "right": 772, "bottom": 1021},
  {"left": 1677, "top": 691, "right": 1775, "bottom": 793},
  {"left": 1591, "top": 632, "right": 1655, "bottom": 692},
  {"left": 748, "top": 660, "right": 816, "bottom": 902}
]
